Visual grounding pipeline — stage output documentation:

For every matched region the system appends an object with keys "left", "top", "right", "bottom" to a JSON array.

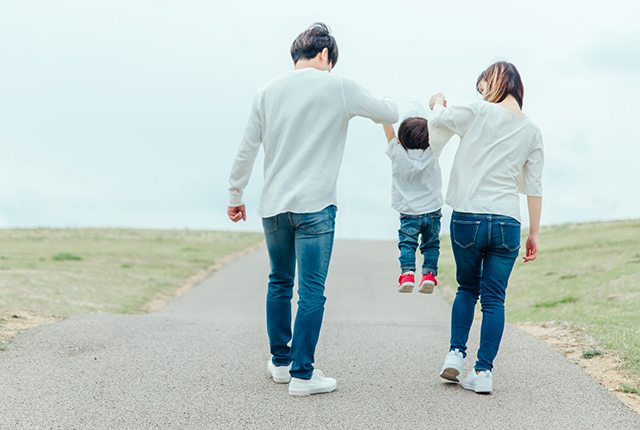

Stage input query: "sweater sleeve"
[
  {"left": 228, "top": 92, "right": 263, "bottom": 207},
  {"left": 427, "top": 120, "right": 455, "bottom": 155},
  {"left": 340, "top": 76, "right": 399, "bottom": 125},
  {"left": 429, "top": 102, "right": 477, "bottom": 136},
  {"left": 518, "top": 131, "right": 544, "bottom": 196},
  {"left": 427, "top": 102, "right": 477, "bottom": 154}
]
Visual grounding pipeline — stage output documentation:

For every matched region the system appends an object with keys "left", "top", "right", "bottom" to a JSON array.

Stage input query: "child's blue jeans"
[{"left": 397, "top": 209, "right": 441, "bottom": 275}]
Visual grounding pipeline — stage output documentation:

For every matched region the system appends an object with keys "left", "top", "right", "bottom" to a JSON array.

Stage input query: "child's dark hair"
[
  {"left": 290, "top": 22, "right": 338, "bottom": 68},
  {"left": 398, "top": 117, "right": 430, "bottom": 150}
]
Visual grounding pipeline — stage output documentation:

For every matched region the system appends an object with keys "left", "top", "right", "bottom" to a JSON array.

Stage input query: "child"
[{"left": 383, "top": 117, "right": 444, "bottom": 293}]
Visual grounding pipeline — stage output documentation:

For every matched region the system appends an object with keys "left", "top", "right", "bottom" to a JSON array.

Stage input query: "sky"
[{"left": 1, "top": 0, "right": 639, "bottom": 240}]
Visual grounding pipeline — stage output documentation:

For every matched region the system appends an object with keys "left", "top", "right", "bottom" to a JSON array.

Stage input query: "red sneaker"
[
  {"left": 397, "top": 273, "right": 415, "bottom": 293},
  {"left": 418, "top": 272, "right": 437, "bottom": 294}
]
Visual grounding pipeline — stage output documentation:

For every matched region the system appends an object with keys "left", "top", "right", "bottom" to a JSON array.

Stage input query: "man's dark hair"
[
  {"left": 398, "top": 117, "right": 430, "bottom": 150},
  {"left": 290, "top": 22, "right": 338, "bottom": 68}
]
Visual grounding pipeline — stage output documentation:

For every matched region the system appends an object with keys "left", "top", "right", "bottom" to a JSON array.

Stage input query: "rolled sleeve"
[{"left": 518, "top": 138, "right": 544, "bottom": 197}]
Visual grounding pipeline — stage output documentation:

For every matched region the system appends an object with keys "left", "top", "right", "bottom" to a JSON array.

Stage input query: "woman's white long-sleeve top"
[
  {"left": 228, "top": 68, "right": 398, "bottom": 218},
  {"left": 429, "top": 100, "right": 543, "bottom": 222}
]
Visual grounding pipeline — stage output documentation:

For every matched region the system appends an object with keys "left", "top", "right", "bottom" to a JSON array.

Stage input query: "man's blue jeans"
[
  {"left": 262, "top": 205, "right": 336, "bottom": 380},
  {"left": 398, "top": 209, "right": 441, "bottom": 275},
  {"left": 449, "top": 211, "right": 521, "bottom": 372}
]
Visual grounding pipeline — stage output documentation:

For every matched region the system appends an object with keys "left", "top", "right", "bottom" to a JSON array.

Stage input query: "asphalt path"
[{"left": 1, "top": 241, "right": 639, "bottom": 429}]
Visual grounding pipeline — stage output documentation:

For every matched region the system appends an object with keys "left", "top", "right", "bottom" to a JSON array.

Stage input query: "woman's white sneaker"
[
  {"left": 288, "top": 369, "right": 337, "bottom": 396},
  {"left": 268, "top": 361, "right": 291, "bottom": 384},
  {"left": 461, "top": 369, "right": 493, "bottom": 393},
  {"left": 440, "top": 349, "right": 465, "bottom": 382}
]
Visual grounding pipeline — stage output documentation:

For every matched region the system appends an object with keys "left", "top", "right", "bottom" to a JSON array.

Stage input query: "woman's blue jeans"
[
  {"left": 262, "top": 205, "right": 336, "bottom": 380},
  {"left": 398, "top": 209, "right": 441, "bottom": 275},
  {"left": 449, "top": 211, "right": 521, "bottom": 372}
]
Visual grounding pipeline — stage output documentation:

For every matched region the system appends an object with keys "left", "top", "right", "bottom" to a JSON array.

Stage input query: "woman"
[{"left": 428, "top": 61, "right": 543, "bottom": 394}]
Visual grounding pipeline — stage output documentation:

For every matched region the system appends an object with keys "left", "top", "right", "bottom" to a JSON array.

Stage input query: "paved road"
[{"left": 1, "top": 241, "right": 639, "bottom": 429}]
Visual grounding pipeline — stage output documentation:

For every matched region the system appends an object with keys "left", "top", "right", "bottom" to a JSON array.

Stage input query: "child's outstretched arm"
[{"left": 383, "top": 125, "right": 396, "bottom": 143}]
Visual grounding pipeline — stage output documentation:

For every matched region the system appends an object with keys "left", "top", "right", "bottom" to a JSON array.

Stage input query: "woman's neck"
[{"left": 496, "top": 95, "right": 525, "bottom": 116}]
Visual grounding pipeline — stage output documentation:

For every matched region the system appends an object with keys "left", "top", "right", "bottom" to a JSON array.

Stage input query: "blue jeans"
[
  {"left": 398, "top": 209, "right": 441, "bottom": 275},
  {"left": 449, "top": 211, "right": 521, "bottom": 371},
  {"left": 262, "top": 205, "right": 337, "bottom": 380}
]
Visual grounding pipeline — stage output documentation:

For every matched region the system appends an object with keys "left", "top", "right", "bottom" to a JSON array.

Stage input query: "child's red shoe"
[
  {"left": 397, "top": 273, "right": 415, "bottom": 293},
  {"left": 418, "top": 272, "right": 437, "bottom": 294}
]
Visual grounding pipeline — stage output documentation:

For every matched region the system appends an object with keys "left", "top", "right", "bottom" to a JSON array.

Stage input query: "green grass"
[
  {"left": 0, "top": 228, "right": 263, "bottom": 317},
  {"left": 581, "top": 349, "right": 605, "bottom": 359},
  {"left": 437, "top": 219, "right": 640, "bottom": 391},
  {"left": 53, "top": 253, "right": 83, "bottom": 261},
  {"left": 534, "top": 295, "right": 579, "bottom": 308}
]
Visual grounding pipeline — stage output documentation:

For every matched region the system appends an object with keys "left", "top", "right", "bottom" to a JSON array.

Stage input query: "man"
[{"left": 227, "top": 22, "right": 398, "bottom": 396}]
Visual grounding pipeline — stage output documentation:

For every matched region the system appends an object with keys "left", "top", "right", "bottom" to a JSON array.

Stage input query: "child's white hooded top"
[{"left": 386, "top": 138, "right": 443, "bottom": 215}]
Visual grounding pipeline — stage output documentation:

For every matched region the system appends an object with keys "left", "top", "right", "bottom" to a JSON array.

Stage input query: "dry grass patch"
[
  {"left": 0, "top": 228, "right": 264, "bottom": 345},
  {"left": 515, "top": 321, "right": 640, "bottom": 414}
]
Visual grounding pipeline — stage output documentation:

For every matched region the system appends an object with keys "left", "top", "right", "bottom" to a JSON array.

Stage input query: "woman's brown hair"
[{"left": 476, "top": 61, "right": 524, "bottom": 108}]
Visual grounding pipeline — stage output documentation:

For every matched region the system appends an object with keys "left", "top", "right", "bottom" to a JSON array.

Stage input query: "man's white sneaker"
[
  {"left": 461, "top": 369, "right": 493, "bottom": 393},
  {"left": 288, "top": 369, "right": 337, "bottom": 396},
  {"left": 268, "top": 361, "right": 291, "bottom": 384},
  {"left": 440, "top": 349, "right": 465, "bottom": 382}
]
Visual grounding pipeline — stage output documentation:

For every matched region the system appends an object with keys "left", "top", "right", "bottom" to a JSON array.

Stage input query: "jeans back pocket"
[
  {"left": 429, "top": 212, "right": 442, "bottom": 236},
  {"left": 300, "top": 205, "right": 336, "bottom": 234},
  {"left": 499, "top": 222, "right": 521, "bottom": 252},
  {"left": 452, "top": 219, "right": 481, "bottom": 249},
  {"left": 399, "top": 216, "right": 420, "bottom": 236},
  {"left": 262, "top": 216, "right": 278, "bottom": 234}
]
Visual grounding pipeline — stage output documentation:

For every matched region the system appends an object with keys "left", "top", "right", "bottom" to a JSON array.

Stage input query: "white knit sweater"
[{"left": 228, "top": 68, "right": 398, "bottom": 217}]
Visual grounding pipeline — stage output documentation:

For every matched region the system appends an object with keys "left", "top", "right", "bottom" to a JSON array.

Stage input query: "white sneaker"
[
  {"left": 288, "top": 369, "right": 337, "bottom": 397},
  {"left": 440, "top": 349, "right": 465, "bottom": 382},
  {"left": 267, "top": 361, "right": 291, "bottom": 384},
  {"left": 462, "top": 369, "right": 493, "bottom": 393}
]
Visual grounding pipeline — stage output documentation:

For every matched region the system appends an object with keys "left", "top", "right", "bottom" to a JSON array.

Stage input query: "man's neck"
[{"left": 294, "top": 58, "right": 330, "bottom": 71}]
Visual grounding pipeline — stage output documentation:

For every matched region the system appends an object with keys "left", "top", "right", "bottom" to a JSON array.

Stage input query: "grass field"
[
  {"left": 436, "top": 219, "right": 640, "bottom": 391},
  {"left": 0, "top": 228, "right": 264, "bottom": 317}
]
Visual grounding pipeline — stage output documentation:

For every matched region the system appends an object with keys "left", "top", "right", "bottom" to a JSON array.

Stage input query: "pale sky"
[{"left": 1, "top": 0, "right": 639, "bottom": 239}]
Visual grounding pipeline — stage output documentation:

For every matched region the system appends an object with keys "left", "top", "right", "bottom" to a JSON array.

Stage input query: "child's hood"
[{"left": 405, "top": 147, "right": 438, "bottom": 171}]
